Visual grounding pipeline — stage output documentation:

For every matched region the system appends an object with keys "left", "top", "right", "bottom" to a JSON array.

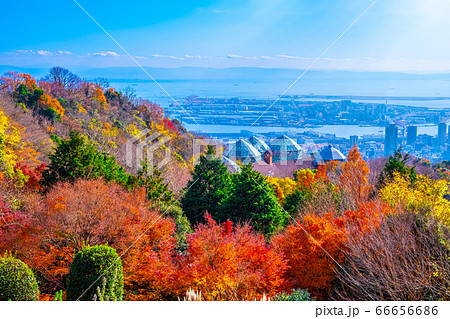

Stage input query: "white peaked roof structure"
[
  {"left": 222, "top": 156, "right": 241, "bottom": 173},
  {"left": 247, "top": 136, "right": 270, "bottom": 153},
  {"left": 226, "top": 139, "right": 263, "bottom": 163},
  {"left": 270, "top": 135, "right": 302, "bottom": 151},
  {"left": 315, "top": 145, "right": 346, "bottom": 163},
  {"left": 269, "top": 135, "right": 302, "bottom": 161}
]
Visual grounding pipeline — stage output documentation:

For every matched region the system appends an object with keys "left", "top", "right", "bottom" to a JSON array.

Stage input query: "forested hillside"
[{"left": 0, "top": 68, "right": 449, "bottom": 301}]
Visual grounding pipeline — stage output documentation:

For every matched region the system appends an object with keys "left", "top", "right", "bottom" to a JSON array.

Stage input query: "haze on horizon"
[{"left": 1, "top": 0, "right": 450, "bottom": 73}]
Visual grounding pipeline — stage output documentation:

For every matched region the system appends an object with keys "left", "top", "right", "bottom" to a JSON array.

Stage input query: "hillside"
[
  {"left": 0, "top": 67, "right": 449, "bottom": 302},
  {"left": 0, "top": 67, "right": 194, "bottom": 192}
]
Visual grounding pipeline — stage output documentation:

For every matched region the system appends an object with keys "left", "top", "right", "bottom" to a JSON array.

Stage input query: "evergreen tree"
[
  {"left": 181, "top": 146, "right": 231, "bottom": 224},
  {"left": 219, "top": 164, "right": 289, "bottom": 237},
  {"left": 128, "top": 162, "right": 174, "bottom": 207},
  {"left": 378, "top": 149, "right": 417, "bottom": 188},
  {"left": 41, "top": 131, "right": 131, "bottom": 190},
  {"left": 42, "top": 131, "right": 175, "bottom": 207},
  {"left": 283, "top": 187, "right": 313, "bottom": 215}
]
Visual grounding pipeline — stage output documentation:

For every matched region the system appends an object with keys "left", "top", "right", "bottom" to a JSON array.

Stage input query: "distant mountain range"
[{"left": 2, "top": 65, "right": 450, "bottom": 82}]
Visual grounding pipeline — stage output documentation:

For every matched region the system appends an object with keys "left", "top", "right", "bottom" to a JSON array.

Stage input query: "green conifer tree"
[
  {"left": 378, "top": 148, "right": 417, "bottom": 188},
  {"left": 41, "top": 131, "right": 131, "bottom": 190},
  {"left": 181, "top": 146, "right": 231, "bottom": 224},
  {"left": 219, "top": 164, "right": 289, "bottom": 237}
]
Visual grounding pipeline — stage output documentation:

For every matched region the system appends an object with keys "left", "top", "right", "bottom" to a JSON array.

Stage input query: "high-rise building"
[
  {"left": 419, "top": 134, "right": 433, "bottom": 147},
  {"left": 384, "top": 124, "right": 398, "bottom": 156},
  {"left": 341, "top": 100, "right": 352, "bottom": 111},
  {"left": 446, "top": 145, "right": 450, "bottom": 161},
  {"left": 438, "top": 122, "right": 447, "bottom": 146},
  {"left": 350, "top": 135, "right": 358, "bottom": 146},
  {"left": 406, "top": 126, "right": 417, "bottom": 145}
]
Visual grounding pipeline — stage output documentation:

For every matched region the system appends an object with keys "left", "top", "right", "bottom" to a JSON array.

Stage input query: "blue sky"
[{"left": 1, "top": 0, "right": 450, "bottom": 71}]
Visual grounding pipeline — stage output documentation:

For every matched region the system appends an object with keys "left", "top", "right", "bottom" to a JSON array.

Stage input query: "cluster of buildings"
[
  {"left": 222, "top": 135, "right": 346, "bottom": 177},
  {"left": 173, "top": 96, "right": 450, "bottom": 164},
  {"left": 384, "top": 122, "right": 450, "bottom": 161},
  {"left": 171, "top": 96, "right": 449, "bottom": 129}
]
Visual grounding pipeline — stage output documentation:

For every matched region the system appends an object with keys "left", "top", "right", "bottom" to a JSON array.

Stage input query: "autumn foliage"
[
  {"left": 125, "top": 214, "right": 287, "bottom": 301},
  {"left": 295, "top": 163, "right": 327, "bottom": 189},
  {"left": 177, "top": 215, "right": 287, "bottom": 300},
  {"left": 1, "top": 179, "right": 160, "bottom": 293},
  {"left": 339, "top": 145, "right": 371, "bottom": 205},
  {"left": 38, "top": 93, "right": 65, "bottom": 118},
  {"left": 273, "top": 202, "right": 387, "bottom": 299},
  {"left": 122, "top": 215, "right": 179, "bottom": 301},
  {"left": 2, "top": 68, "right": 450, "bottom": 301},
  {"left": 272, "top": 213, "right": 346, "bottom": 299}
]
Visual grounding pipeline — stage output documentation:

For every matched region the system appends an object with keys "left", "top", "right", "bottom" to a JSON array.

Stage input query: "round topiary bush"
[
  {"left": 66, "top": 245, "right": 123, "bottom": 301},
  {"left": 0, "top": 254, "right": 40, "bottom": 301}
]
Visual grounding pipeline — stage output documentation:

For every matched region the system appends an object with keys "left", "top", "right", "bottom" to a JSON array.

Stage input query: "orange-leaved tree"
[
  {"left": 122, "top": 215, "right": 179, "bottom": 301},
  {"left": 176, "top": 214, "right": 288, "bottom": 300},
  {"left": 294, "top": 163, "right": 327, "bottom": 189},
  {"left": 273, "top": 202, "right": 388, "bottom": 300},
  {"left": 339, "top": 145, "right": 371, "bottom": 206},
  {"left": 1, "top": 179, "right": 160, "bottom": 294},
  {"left": 272, "top": 213, "right": 346, "bottom": 299},
  {"left": 338, "top": 201, "right": 388, "bottom": 234},
  {"left": 38, "top": 93, "right": 65, "bottom": 118},
  {"left": 92, "top": 86, "right": 107, "bottom": 109},
  {"left": 0, "top": 71, "right": 37, "bottom": 92}
]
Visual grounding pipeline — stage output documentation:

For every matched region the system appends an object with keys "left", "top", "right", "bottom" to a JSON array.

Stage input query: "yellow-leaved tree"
[
  {"left": 0, "top": 109, "right": 22, "bottom": 177},
  {"left": 379, "top": 173, "right": 450, "bottom": 227}
]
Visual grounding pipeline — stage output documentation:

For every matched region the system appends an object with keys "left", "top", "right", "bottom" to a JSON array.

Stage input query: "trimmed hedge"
[
  {"left": 66, "top": 245, "right": 123, "bottom": 301},
  {"left": 0, "top": 255, "right": 39, "bottom": 301}
]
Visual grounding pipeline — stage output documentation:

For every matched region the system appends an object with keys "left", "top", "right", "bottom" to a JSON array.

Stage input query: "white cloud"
[
  {"left": 57, "top": 50, "right": 72, "bottom": 55},
  {"left": 226, "top": 54, "right": 260, "bottom": 60},
  {"left": 10, "top": 49, "right": 71, "bottom": 56},
  {"left": 37, "top": 50, "right": 52, "bottom": 56},
  {"left": 277, "top": 55, "right": 311, "bottom": 60},
  {"left": 151, "top": 54, "right": 201, "bottom": 60},
  {"left": 16, "top": 50, "right": 32, "bottom": 54},
  {"left": 90, "top": 51, "right": 120, "bottom": 57},
  {"left": 260, "top": 55, "right": 275, "bottom": 60},
  {"left": 167, "top": 55, "right": 184, "bottom": 60},
  {"left": 184, "top": 55, "right": 202, "bottom": 59}
]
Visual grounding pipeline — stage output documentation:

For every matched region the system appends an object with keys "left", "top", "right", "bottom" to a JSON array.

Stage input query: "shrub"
[
  {"left": 379, "top": 173, "right": 450, "bottom": 227},
  {"left": 272, "top": 202, "right": 386, "bottom": 300},
  {"left": 176, "top": 214, "right": 288, "bottom": 300},
  {"left": 160, "top": 204, "right": 192, "bottom": 252},
  {"left": 66, "top": 245, "right": 123, "bottom": 301},
  {"left": 334, "top": 212, "right": 450, "bottom": 301},
  {"left": 0, "top": 254, "right": 39, "bottom": 301},
  {"left": 272, "top": 213, "right": 347, "bottom": 299},
  {"left": 273, "top": 289, "right": 315, "bottom": 301}
]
